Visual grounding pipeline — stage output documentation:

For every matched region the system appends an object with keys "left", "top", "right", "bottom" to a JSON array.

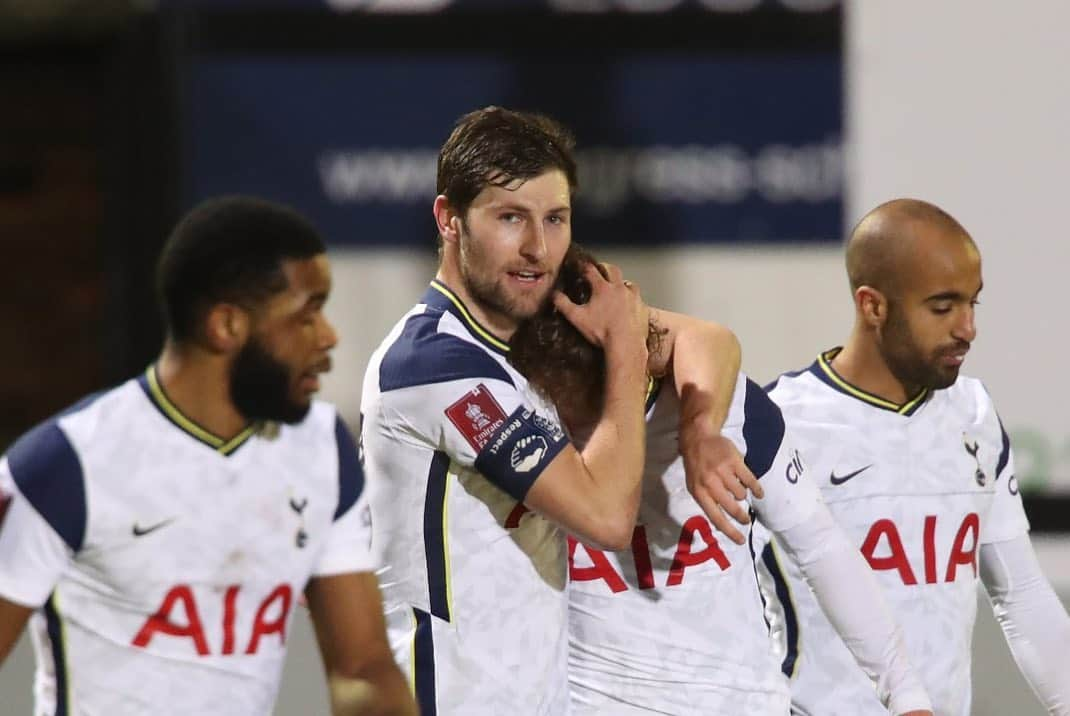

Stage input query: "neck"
[
  {"left": 831, "top": 326, "right": 920, "bottom": 405},
  {"left": 435, "top": 262, "right": 517, "bottom": 342},
  {"left": 156, "top": 341, "right": 251, "bottom": 440}
]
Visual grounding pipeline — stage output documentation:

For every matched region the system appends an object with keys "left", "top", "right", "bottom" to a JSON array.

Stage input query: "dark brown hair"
[
  {"left": 437, "top": 106, "right": 578, "bottom": 221},
  {"left": 509, "top": 244, "right": 664, "bottom": 421}
]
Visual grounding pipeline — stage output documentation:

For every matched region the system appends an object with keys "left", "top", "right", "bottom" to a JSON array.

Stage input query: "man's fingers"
[
  {"left": 699, "top": 497, "right": 746, "bottom": 546},
  {"left": 552, "top": 290, "right": 579, "bottom": 318},
  {"left": 599, "top": 261, "right": 624, "bottom": 284},
  {"left": 713, "top": 468, "right": 748, "bottom": 502},
  {"left": 732, "top": 460, "right": 763, "bottom": 499}
]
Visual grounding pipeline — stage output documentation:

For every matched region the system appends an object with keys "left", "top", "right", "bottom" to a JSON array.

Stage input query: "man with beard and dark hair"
[
  {"left": 361, "top": 107, "right": 758, "bottom": 714},
  {"left": 510, "top": 245, "right": 933, "bottom": 716},
  {"left": 765, "top": 198, "right": 1070, "bottom": 715},
  {"left": 0, "top": 196, "right": 417, "bottom": 716}
]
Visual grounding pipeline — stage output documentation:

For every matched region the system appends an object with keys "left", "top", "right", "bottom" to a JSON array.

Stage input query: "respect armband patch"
[{"left": 474, "top": 407, "right": 568, "bottom": 501}]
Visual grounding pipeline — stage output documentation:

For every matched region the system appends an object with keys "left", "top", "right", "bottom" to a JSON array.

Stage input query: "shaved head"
[
  {"left": 846, "top": 198, "right": 974, "bottom": 297},
  {"left": 841, "top": 197, "right": 983, "bottom": 395}
]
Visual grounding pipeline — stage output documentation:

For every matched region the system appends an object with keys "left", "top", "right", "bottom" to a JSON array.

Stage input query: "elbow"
[{"left": 584, "top": 515, "right": 635, "bottom": 552}]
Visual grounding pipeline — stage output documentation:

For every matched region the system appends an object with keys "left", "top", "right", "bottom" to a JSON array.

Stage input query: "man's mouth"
[
  {"left": 938, "top": 344, "right": 970, "bottom": 367},
  {"left": 508, "top": 270, "right": 545, "bottom": 284},
  {"left": 299, "top": 359, "right": 332, "bottom": 392}
]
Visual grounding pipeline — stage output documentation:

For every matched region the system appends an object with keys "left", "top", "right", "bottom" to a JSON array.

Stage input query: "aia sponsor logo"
[
  {"left": 445, "top": 384, "right": 507, "bottom": 452},
  {"left": 862, "top": 513, "right": 980, "bottom": 585}
]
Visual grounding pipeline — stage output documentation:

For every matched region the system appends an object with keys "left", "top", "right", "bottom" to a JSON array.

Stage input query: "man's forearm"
[
  {"left": 671, "top": 316, "right": 741, "bottom": 432},
  {"left": 579, "top": 339, "right": 648, "bottom": 519},
  {"left": 327, "top": 656, "right": 417, "bottom": 716}
]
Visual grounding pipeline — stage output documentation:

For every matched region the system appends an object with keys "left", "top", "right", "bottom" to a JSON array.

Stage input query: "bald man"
[{"left": 763, "top": 199, "right": 1070, "bottom": 716}]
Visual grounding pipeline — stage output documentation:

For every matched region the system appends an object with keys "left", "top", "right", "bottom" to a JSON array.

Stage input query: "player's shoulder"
[
  {"left": 0, "top": 380, "right": 136, "bottom": 551},
  {"left": 13, "top": 377, "right": 142, "bottom": 458},
  {"left": 763, "top": 358, "right": 826, "bottom": 409},
  {"left": 376, "top": 305, "right": 515, "bottom": 394}
]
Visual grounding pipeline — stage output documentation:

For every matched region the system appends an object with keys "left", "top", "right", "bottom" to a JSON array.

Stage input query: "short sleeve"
[
  {"left": 313, "top": 417, "right": 376, "bottom": 576},
  {"left": 0, "top": 439, "right": 79, "bottom": 607}
]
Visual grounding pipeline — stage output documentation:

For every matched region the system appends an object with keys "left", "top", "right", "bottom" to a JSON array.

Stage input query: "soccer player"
[
  {"left": 765, "top": 198, "right": 1070, "bottom": 715},
  {"left": 0, "top": 197, "right": 416, "bottom": 716},
  {"left": 360, "top": 107, "right": 758, "bottom": 714},
  {"left": 509, "top": 245, "right": 933, "bottom": 716}
]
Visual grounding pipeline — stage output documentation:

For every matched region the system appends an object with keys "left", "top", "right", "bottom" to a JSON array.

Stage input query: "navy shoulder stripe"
[
  {"left": 379, "top": 310, "right": 514, "bottom": 393},
  {"left": 6, "top": 420, "right": 87, "bottom": 551},
  {"left": 334, "top": 416, "right": 365, "bottom": 521},
  {"left": 742, "top": 379, "right": 786, "bottom": 478}
]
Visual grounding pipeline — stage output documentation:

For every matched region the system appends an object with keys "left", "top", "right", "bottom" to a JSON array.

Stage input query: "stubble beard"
[
  {"left": 458, "top": 236, "right": 555, "bottom": 325},
  {"left": 881, "top": 308, "right": 960, "bottom": 393}
]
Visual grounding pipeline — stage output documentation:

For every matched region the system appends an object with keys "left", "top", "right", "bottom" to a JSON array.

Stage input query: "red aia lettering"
[
  {"left": 131, "top": 584, "right": 210, "bottom": 655},
  {"left": 860, "top": 513, "right": 980, "bottom": 586},
  {"left": 504, "top": 502, "right": 530, "bottom": 528},
  {"left": 245, "top": 585, "right": 293, "bottom": 654},
  {"left": 666, "top": 516, "right": 730, "bottom": 586},
  {"left": 631, "top": 526, "right": 655, "bottom": 590},
  {"left": 945, "top": 512, "right": 980, "bottom": 582},
  {"left": 568, "top": 537, "right": 628, "bottom": 593},
  {"left": 132, "top": 584, "right": 294, "bottom": 656},
  {"left": 568, "top": 517, "right": 731, "bottom": 593},
  {"left": 860, "top": 519, "right": 918, "bottom": 585}
]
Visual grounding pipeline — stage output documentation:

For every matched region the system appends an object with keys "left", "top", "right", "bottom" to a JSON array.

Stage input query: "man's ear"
[
  {"left": 433, "top": 195, "right": 462, "bottom": 246},
  {"left": 203, "top": 303, "right": 250, "bottom": 354},
  {"left": 855, "top": 285, "right": 888, "bottom": 328}
]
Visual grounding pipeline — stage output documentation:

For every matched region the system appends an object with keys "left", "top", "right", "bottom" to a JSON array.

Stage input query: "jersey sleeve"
[
  {"left": 379, "top": 339, "right": 570, "bottom": 502},
  {"left": 980, "top": 395, "right": 1027, "bottom": 541},
  {"left": 982, "top": 418, "right": 1030, "bottom": 545},
  {"left": 733, "top": 378, "right": 821, "bottom": 533},
  {"left": 313, "top": 416, "right": 376, "bottom": 576},
  {"left": 0, "top": 421, "right": 86, "bottom": 607}
]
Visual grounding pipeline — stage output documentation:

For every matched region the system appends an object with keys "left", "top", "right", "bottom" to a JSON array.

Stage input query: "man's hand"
[
  {"left": 553, "top": 262, "right": 648, "bottom": 358},
  {"left": 900, "top": 711, "right": 933, "bottom": 716},
  {"left": 678, "top": 395, "right": 762, "bottom": 545}
]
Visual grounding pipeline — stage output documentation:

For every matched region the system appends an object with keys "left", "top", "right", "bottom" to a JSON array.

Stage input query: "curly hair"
[{"left": 508, "top": 244, "right": 664, "bottom": 422}]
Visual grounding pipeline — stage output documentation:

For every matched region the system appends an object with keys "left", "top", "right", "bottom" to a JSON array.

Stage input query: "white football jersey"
[
  {"left": 568, "top": 373, "right": 822, "bottom": 715},
  {"left": 764, "top": 349, "right": 1030, "bottom": 716},
  {"left": 361, "top": 281, "right": 572, "bottom": 715},
  {"left": 0, "top": 368, "right": 374, "bottom": 716}
]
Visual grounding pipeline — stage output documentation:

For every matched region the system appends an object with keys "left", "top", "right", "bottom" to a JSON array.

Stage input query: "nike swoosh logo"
[
  {"left": 830, "top": 465, "right": 873, "bottom": 485},
  {"left": 132, "top": 518, "right": 175, "bottom": 537}
]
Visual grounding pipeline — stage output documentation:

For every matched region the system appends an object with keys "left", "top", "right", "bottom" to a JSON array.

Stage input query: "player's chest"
[
  {"left": 78, "top": 448, "right": 335, "bottom": 589},
  {"left": 815, "top": 418, "right": 1002, "bottom": 589}
]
